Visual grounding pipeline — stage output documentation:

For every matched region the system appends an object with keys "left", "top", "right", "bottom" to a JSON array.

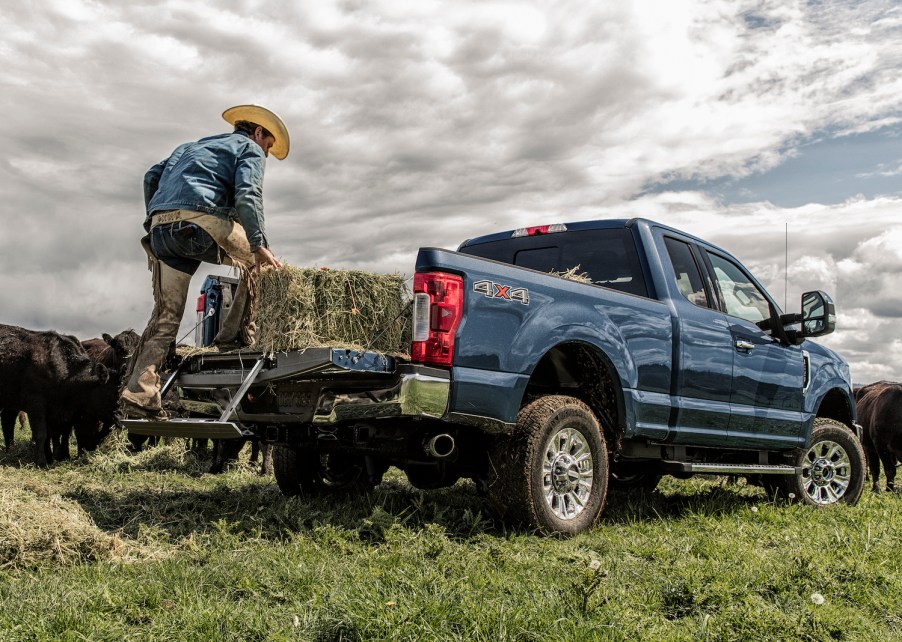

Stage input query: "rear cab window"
[
  {"left": 459, "top": 228, "right": 649, "bottom": 298},
  {"left": 663, "top": 237, "right": 711, "bottom": 308}
]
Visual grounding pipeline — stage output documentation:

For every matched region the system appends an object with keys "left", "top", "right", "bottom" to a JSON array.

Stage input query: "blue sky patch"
[{"left": 648, "top": 123, "right": 902, "bottom": 207}]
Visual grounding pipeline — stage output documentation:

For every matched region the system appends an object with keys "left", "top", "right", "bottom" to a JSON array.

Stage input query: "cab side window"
[
  {"left": 664, "top": 237, "right": 709, "bottom": 308},
  {"left": 705, "top": 252, "right": 771, "bottom": 323}
]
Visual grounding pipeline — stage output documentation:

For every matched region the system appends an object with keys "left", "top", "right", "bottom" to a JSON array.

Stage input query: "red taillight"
[
  {"left": 196, "top": 294, "right": 206, "bottom": 313},
  {"left": 411, "top": 272, "right": 463, "bottom": 367}
]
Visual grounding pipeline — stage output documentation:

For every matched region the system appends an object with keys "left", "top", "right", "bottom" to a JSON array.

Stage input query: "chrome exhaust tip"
[{"left": 424, "top": 433, "right": 456, "bottom": 459}]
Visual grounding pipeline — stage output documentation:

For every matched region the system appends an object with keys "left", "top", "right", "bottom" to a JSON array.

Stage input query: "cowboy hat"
[{"left": 222, "top": 104, "right": 290, "bottom": 160}]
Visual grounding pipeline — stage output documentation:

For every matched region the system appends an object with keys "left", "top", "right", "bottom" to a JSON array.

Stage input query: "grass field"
[{"left": 1, "top": 431, "right": 900, "bottom": 642}]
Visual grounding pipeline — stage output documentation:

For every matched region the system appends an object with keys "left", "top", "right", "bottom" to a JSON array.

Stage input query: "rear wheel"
[
  {"left": 273, "top": 444, "right": 305, "bottom": 495},
  {"left": 777, "top": 418, "right": 865, "bottom": 506},
  {"left": 487, "top": 395, "right": 608, "bottom": 534}
]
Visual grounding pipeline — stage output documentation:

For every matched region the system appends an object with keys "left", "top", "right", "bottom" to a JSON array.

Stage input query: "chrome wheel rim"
[
  {"left": 542, "top": 427, "right": 594, "bottom": 520},
  {"left": 801, "top": 439, "right": 851, "bottom": 504}
]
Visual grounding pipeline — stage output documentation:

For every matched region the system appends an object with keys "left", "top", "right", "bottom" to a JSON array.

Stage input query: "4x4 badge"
[{"left": 473, "top": 280, "right": 529, "bottom": 305}]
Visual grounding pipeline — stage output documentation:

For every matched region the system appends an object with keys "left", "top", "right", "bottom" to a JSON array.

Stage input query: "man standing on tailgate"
[{"left": 121, "top": 105, "right": 289, "bottom": 418}]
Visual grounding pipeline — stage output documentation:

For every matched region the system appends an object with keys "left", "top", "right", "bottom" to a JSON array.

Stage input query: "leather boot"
[{"left": 122, "top": 255, "right": 192, "bottom": 415}]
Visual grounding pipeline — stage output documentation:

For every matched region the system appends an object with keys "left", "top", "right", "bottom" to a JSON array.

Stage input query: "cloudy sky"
[{"left": 1, "top": 0, "right": 901, "bottom": 384}]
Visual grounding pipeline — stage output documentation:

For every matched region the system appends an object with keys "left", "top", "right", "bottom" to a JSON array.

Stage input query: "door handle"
[{"left": 735, "top": 339, "right": 755, "bottom": 352}]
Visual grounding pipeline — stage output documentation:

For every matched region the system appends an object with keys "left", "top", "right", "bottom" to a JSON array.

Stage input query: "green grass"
[{"left": 1, "top": 432, "right": 900, "bottom": 642}]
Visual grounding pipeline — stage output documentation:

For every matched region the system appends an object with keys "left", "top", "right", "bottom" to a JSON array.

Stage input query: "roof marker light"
[{"left": 511, "top": 223, "right": 568, "bottom": 238}]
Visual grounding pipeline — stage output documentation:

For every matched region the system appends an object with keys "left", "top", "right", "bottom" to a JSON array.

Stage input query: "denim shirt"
[{"left": 144, "top": 132, "right": 269, "bottom": 251}]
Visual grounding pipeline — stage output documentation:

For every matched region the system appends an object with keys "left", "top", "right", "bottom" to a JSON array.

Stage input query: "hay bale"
[{"left": 252, "top": 266, "right": 411, "bottom": 355}]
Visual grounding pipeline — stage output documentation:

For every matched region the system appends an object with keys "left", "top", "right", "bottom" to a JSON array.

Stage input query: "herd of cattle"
[
  {"left": 0, "top": 323, "right": 271, "bottom": 474},
  {"left": 0, "top": 321, "right": 899, "bottom": 492},
  {"left": 0, "top": 323, "right": 137, "bottom": 467}
]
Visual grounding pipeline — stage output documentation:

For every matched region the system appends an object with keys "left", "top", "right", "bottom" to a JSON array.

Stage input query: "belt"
[{"left": 149, "top": 209, "right": 204, "bottom": 229}]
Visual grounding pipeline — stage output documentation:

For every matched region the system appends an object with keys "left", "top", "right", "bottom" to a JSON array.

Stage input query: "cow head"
[{"left": 107, "top": 330, "right": 140, "bottom": 378}]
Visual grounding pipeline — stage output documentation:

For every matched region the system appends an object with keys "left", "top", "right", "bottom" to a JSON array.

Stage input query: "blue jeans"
[{"left": 150, "top": 221, "right": 221, "bottom": 275}]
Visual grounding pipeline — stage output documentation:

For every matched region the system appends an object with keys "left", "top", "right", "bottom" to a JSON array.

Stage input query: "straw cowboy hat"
[{"left": 222, "top": 104, "right": 290, "bottom": 160}]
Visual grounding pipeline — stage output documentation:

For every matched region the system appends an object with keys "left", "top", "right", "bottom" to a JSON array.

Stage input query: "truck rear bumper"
[{"left": 312, "top": 364, "right": 450, "bottom": 424}]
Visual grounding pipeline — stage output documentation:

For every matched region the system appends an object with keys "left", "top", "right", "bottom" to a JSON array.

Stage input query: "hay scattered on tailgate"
[{"left": 252, "top": 266, "right": 411, "bottom": 355}]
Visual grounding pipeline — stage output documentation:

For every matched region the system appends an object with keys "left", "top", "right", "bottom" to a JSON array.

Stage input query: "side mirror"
[
  {"left": 800, "top": 290, "right": 835, "bottom": 338},
  {"left": 778, "top": 290, "right": 836, "bottom": 345}
]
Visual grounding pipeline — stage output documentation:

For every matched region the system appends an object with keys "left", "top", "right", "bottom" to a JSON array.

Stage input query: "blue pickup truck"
[{"left": 124, "top": 218, "right": 864, "bottom": 534}]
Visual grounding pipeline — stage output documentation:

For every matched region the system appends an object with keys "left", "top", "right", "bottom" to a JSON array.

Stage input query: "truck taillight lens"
[
  {"left": 411, "top": 272, "right": 463, "bottom": 367},
  {"left": 196, "top": 294, "right": 206, "bottom": 313}
]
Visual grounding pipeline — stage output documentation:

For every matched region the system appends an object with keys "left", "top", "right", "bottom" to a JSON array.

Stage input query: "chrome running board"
[{"left": 661, "top": 462, "right": 802, "bottom": 475}]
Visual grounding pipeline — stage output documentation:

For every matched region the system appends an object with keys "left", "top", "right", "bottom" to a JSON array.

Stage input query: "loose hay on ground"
[
  {"left": 81, "top": 429, "right": 212, "bottom": 476},
  {"left": 0, "top": 477, "right": 132, "bottom": 569},
  {"left": 252, "top": 266, "right": 411, "bottom": 355}
]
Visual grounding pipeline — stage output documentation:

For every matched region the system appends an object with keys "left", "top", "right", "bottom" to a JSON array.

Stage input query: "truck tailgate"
[{"left": 122, "top": 347, "right": 450, "bottom": 440}]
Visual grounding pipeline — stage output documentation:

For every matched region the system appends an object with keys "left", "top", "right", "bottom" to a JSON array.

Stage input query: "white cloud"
[{"left": 855, "top": 161, "right": 902, "bottom": 178}]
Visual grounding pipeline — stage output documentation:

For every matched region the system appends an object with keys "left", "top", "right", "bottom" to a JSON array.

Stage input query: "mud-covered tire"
[
  {"left": 777, "top": 418, "right": 865, "bottom": 506},
  {"left": 273, "top": 446, "right": 373, "bottom": 496},
  {"left": 486, "top": 395, "right": 608, "bottom": 534}
]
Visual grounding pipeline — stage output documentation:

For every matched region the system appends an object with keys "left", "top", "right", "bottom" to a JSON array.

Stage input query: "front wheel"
[
  {"left": 487, "top": 395, "right": 609, "bottom": 534},
  {"left": 778, "top": 418, "right": 865, "bottom": 506}
]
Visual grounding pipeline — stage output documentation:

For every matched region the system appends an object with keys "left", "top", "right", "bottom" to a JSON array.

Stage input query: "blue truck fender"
[
  {"left": 451, "top": 309, "right": 650, "bottom": 431},
  {"left": 800, "top": 343, "right": 857, "bottom": 442}
]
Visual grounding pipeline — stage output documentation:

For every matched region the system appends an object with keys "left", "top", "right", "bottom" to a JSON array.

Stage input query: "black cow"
[
  {"left": 0, "top": 324, "right": 117, "bottom": 466},
  {"left": 43, "top": 330, "right": 140, "bottom": 461},
  {"left": 855, "top": 381, "right": 902, "bottom": 492},
  {"left": 82, "top": 330, "right": 140, "bottom": 377},
  {"left": 0, "top": 410, "right": 28, "bottom": 452}
]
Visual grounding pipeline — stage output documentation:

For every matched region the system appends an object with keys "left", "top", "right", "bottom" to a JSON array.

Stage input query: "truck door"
[
  {"left": 662, "top": 237, "right": 734, "bottom": 446},
  {"left": 701, "top": 250, "right": 806, "bottom": 448}
]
